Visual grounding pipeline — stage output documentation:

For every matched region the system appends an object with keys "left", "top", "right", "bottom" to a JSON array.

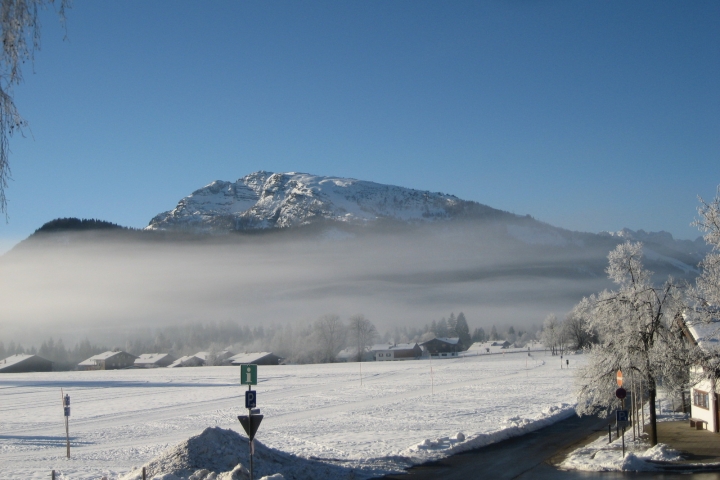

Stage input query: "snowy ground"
[
  {"left": 560, "top": 403, "right": 689, "bottom": 472},
  {"left": 0, "top": 351, "right": 581, "bottom": 479}
]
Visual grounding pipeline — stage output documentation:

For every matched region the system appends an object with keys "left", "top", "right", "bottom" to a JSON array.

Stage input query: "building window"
[{"left": 694, "top": 390, "right": 710, "bottom": 410}]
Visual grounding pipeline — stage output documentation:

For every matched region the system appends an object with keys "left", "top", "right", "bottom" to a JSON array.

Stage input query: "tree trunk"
[{"left": 647, "top": 377, "right": 658, "bottom": 446}]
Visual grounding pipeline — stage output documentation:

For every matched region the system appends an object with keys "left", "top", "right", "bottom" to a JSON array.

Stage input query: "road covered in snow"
[{"left": 0, "top": 351, "right": 581, "bottom": 479}]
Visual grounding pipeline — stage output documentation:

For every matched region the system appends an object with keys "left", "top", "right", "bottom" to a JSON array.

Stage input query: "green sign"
[{"left": 240, "top": 364, "right": 258, "bottom": 385}]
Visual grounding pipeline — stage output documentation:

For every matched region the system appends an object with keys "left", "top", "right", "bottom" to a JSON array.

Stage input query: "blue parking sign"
[
  {"left": 245, "top": 390, "right": 257, "bottom": 409},
  {"left": 616, "top": 409, "right": 628, "bottom": 423}
]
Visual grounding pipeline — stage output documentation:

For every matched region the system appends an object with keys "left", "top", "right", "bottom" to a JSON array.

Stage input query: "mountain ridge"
[{"left": 146, "top": 171, "right": 517, "bottom": 232}]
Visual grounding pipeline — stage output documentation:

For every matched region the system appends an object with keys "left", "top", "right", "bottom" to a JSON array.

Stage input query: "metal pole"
[
  {"left": 621, "top": 426, "right": 625, "bottom": 457},
  {"left": 65, "top": 416, "right": 70, "bottom": 458},
  {"left": 142, "top": 467, "right": 146, "bottom": 480},
  {"left": 608, "top": 424, "right": 611, "bottom": 443},
  {"left": 248, "top": 384, "right": 253, "bottom": 480},
  {"left": 52, "top": 470, "right": 55, "bottom": 480}
]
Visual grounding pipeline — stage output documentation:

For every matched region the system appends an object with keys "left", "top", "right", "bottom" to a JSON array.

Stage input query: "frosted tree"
[
  {"left": 690, "top": 187, "right": 720, "bottom": 313},
  {"left": 575, "top": 242, "right": 688, "bottom": 446},
  {"left": 564, "top": 301, "right": 596, "bottom": 350},
  {"left": 347, "top": 314, "right": 378, "bottom": 362},
  {"left": 540, "top": 314, "right": 562, "bottom": 355},
  {"left": 0, "top": 0, "right": 68, "bottom": 215},
  {"left": 313, "top": 314, "right": 347, "bottom": 363}
]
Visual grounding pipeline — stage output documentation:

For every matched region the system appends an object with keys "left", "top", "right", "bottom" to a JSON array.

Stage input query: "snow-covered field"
[{"left": 0, "top": 352, "right": 581, "bottom": 479}]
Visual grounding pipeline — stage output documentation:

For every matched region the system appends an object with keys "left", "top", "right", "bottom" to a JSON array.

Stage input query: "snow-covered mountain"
[{"left": 147, "top": 171, "right": 511, "bottom": 232}]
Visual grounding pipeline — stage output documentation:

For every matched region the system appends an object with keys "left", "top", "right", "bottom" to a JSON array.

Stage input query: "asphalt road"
[{"left": 379, "top": 413, "right": 720, "bottom": 480}]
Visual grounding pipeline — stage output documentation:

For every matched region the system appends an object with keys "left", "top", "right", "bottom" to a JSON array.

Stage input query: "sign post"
[
  {"left": 61, "top": 389, "right": 70, "bottom": 458},
  {"left": 238, "top": 365, "right": 260, "bottom": 480},
  {"left": 616, "top": 381, "right": 629, "bottom": 458}
]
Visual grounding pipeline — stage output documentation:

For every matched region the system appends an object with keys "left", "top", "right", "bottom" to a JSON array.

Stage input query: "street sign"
[
  {"left": 615, "top": 387, "right": 627, "bottom": 399},
  {"left": 241, "top": 364, "right": 258, "bottom": 385},
  {"left": 616, "top": 409, "right": 629, "bottom": 423},
  {"left": 245, "top": 390, "right": 257, "bottom": 409},
  {"left": 64, "top": 406, "right": 70, "bottom": 417},
  {"left": 616, "top": 370, "right": 623, "bottom": 387},
  {"left": 238, "top": 414, "right": 264, "bottom": 441}
]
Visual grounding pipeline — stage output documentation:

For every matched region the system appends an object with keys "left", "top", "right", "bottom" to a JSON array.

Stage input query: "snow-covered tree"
[
  {"left": 575, "top": 242, "right": 688, "bottom": 446},
  {"left": 564, "top": 303, "right": 596, "bottom": 350},
  {"left": 691, "top": 187, "right": 720, "bottom": 313},
  {"left": 540, "top": 314, "right": 564, "bottom": 355},
  {"left": 313, "top": 314, "right": 347, "bottom": 363},
  {"left": 348, "top": 314, "right": 378, "bottom": 362}
]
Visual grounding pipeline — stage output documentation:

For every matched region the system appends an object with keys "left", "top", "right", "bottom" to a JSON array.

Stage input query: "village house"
[
  {"left": 336, "top": 346, "right": 374, "bottom": 362},
  {"left": 134, "top": 353, "right": 176, "bottom": 368},
  {"left": 0, "top": 354, "right": 53, "bottom": 373},
  {"left": 682, "top": 317, "right": 720, "bottom": 432},
  {"left": 371, "top": 343, "right": 423, "bottom": 361},
  {"left": 194, "top": 350, "right": 235, "bottom": 366},
  {"left": 167, "top": 355, "right": 205, "bottom": 368},
  {"left": 420, "top": 337, "right": 463, "bottom": 358},
  {"left": 229, "top": 352, "right": 282, "bottom": 366},
  {"left": 78, "top": 351, "right": 137, "bottom": 371}
]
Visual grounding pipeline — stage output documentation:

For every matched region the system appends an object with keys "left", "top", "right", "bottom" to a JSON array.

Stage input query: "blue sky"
[{"left": 1, "top": 0, "right": 718, "bottom": 251}]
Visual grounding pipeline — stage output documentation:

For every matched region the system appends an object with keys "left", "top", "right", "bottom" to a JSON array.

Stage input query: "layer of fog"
[{"left": 0, "top": 222, "right": 622, "bottom": 347}]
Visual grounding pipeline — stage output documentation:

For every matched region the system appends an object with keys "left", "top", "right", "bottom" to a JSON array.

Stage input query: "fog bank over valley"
[{"left": 0, "top": 217, "right": 702, "bottom": 348}]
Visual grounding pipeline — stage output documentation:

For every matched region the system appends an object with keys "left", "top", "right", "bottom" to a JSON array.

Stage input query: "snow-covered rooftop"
[
  {"left": 78, "top": 351, "right": 125, "bottom": 366},
  {"left": 228, "top": 352, "right": 275, "bottom": 364},
  {"left": 135, "top": 353, "right": 172, "bottom": 365},
  {"left": 0, "top": 354, "right": 46, "bottom": 370}
]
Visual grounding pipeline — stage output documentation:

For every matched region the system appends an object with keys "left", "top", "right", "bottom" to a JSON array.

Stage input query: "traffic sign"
[
  {"left": 241, "top": 364, "right": 258, "bottom": 385},
  {"left": 616, "top": 370, "right": 623, "bottom": 387},
  {"left": 615, "top": 387, "right": 627, "bottom": 400},
  {"left": 64, "top": 406, "right": 70, "bottom": 417},
  {"left": 245, "top": 390, "right": 257, "bottom": 409},
  {"left": 616, "top": 409, "right": 629, "bottom": 423},
  {"left": 238, "top": 414, "right": 264, "bottom": 440}
]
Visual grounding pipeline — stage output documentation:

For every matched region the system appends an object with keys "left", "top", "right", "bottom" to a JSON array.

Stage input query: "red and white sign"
[{"left": 616, "top": 370, "right": 623, "bottom": 387}]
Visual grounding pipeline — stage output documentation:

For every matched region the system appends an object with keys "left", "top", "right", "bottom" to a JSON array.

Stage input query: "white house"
[
  {"left": 684, "top": 318, "right": 720, "bottom": 432},
  {"left": 371, "top": 343, "right": 423, "bottom": 361},
  {"left": 134, "top": 353, "right": 176, "bottom": 368},
  {"left": 167, "top": 355, "right": 205, "bottom": 368}
]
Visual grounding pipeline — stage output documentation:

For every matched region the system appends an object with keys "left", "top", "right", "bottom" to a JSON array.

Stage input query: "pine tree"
[{"left": 455, "top": 312, "right": 471, "bottom": 349}]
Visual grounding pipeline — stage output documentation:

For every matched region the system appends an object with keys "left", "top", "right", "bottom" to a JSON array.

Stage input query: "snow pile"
[
  {"left": 119, "top": 427, "right": 338, "bottom": 480},
  {"left": 404, "top": 403, "right": 575, "bottom": 461},
  {"left": 560, "top": 432, "right": 683, "bottom": 472}
]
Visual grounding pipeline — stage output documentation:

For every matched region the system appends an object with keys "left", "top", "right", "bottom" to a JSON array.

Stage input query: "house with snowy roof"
[
  {"left": 78, "top": 351, "right": 137, "bottom": 370},
  {"left": 371, "top": 343, "right": 423, "bottom": 361},
  {"left": 229, "top": 352, "right": 282, "bottom": 366},
  {"left": 0, "top": 354, "right": 53, "bottom": 373},
  {"left": 681, "top": 313, "right": 720, "bottom": 432},
  {"left": 134, "top": 353, "right": 176, "bottom": 368},
  {"left": 420, "top": 337, "right": 463, "bottom": 357},
  {"left": 337, "top": 346, "right": 374, "bottom": 362},
  {"left": 193, "top": 350, "right": 235, "bottom": 366},
  {"left": 167, "top": 355, "right": 205, "bottom": 368}
]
